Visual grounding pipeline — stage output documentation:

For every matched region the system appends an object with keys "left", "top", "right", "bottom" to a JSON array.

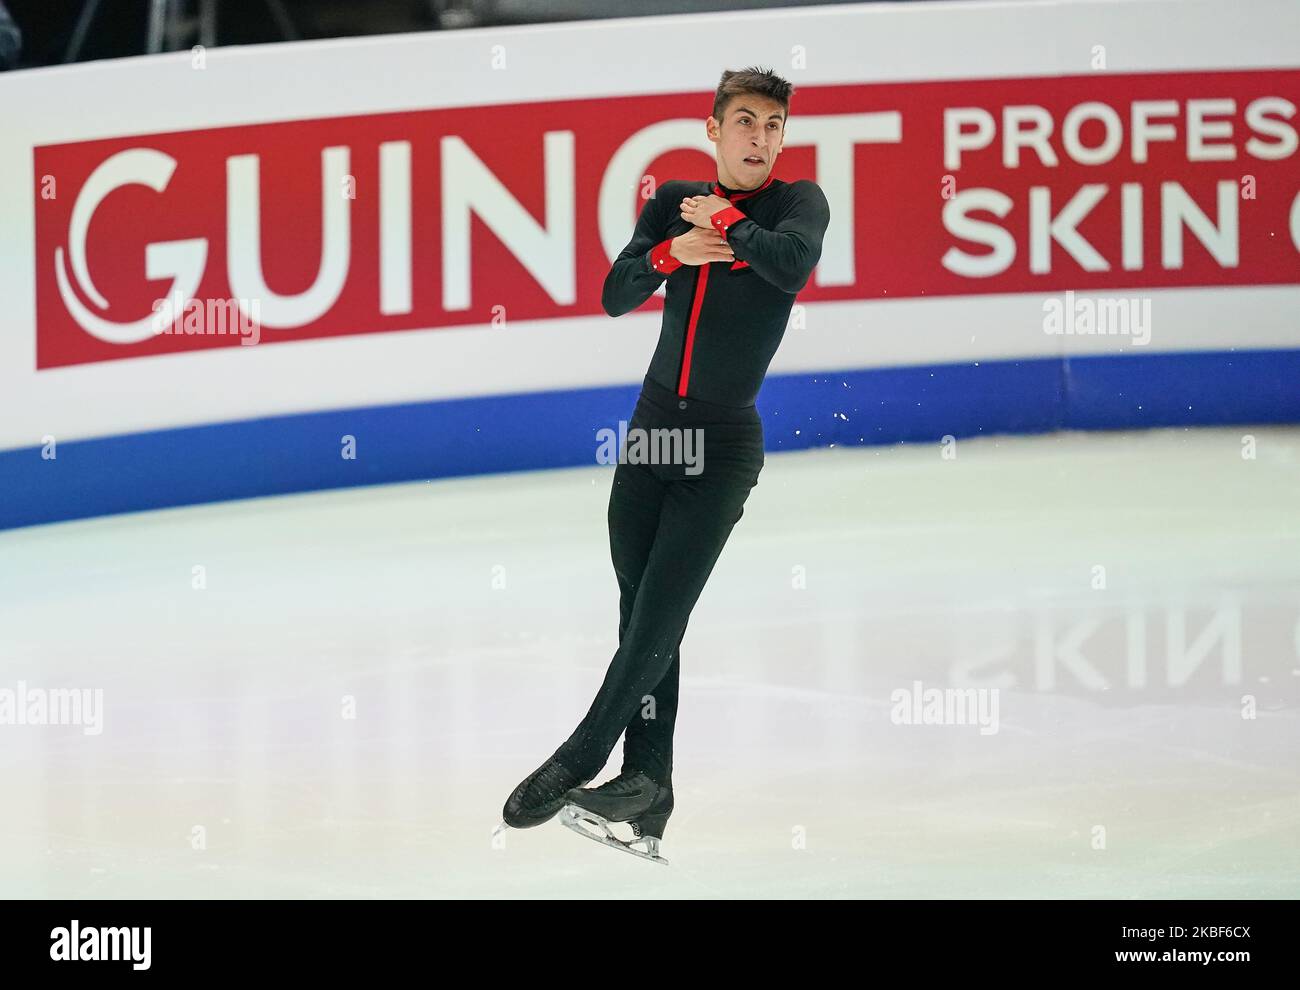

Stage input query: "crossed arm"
[
  {"left": 601, "top": 179, "right": 831, "bottom": 315},
  {"left": 600, "top": 187, "right": 685, "bottom": 317},
  {"left": 689, "top": 180, "right": 830, "bottom": 295}
]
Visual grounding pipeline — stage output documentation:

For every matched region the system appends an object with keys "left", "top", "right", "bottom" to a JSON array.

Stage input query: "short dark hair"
[{"left": 712, "top": 66, "right": 794, "bottom": 126}]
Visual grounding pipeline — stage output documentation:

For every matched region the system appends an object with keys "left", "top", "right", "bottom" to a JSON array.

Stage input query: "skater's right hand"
[{"left": 670, "top": 228, "right": 736, "bottom": 266}]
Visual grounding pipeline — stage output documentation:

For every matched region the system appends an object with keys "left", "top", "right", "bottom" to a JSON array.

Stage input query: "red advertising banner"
[{"left": 33, "top": 69, "right": 1300, "bottom": 369}]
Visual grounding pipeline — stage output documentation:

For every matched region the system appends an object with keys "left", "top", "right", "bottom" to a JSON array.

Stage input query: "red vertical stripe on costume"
[
  {"left": 678, "top": 172, "right": 775, "bottom": 396},
  {"left": 677, "top": 264, "right": 711, "bottom": 395}
]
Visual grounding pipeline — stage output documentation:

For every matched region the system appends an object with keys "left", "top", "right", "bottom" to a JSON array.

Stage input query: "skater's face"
[{"left": 707, "top": 94, "right": 785, "bottom": 191}]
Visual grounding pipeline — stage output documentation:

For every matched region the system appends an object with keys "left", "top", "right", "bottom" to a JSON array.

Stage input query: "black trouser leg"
[
  {"left": 620, "top": 631, "right": 683, "bottom": 786},
  {"left": 604, "top": 456, "right": 681, "bottom": 785},
  {"left": 554, "top": 416, "right": 762, "bottom": 783}
]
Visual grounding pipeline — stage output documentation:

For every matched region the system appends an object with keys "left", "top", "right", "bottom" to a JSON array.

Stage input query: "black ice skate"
[
  {"left": 500, "top": 756, "right": 591, "bottom": 830},
  {"left": 559, "top": 770, "right": 673, "bottom": 866}
]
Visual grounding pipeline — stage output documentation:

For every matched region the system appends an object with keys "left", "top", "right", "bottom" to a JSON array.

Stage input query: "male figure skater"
[{"left": 500, "top": 66, "right": 830, "bottom": 862}]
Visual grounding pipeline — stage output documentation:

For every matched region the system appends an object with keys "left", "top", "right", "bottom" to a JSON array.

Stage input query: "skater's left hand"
[{"left": 679, "top": 194, "right": 733, "bottom": 229}]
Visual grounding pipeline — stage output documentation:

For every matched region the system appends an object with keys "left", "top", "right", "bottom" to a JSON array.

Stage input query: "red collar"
[{"left": 713, "top": 170, "right": 777, "bottom": 203}]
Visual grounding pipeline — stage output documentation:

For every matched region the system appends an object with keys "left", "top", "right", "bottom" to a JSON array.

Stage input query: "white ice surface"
[{"left": 1, "top": 426, "right": 1298, "bottom": 898}]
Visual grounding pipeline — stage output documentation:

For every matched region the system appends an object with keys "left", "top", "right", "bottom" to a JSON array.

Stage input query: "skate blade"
[{"left": 559, "top": 805, "right": 669, "bottom": 866}]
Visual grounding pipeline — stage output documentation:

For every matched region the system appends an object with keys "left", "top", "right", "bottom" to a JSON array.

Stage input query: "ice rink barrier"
[{"left": 1, "top": 0, "right": 1297, "bottom": 529}]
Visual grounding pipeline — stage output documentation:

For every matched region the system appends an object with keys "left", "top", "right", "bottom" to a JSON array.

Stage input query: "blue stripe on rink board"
[
  {"left": 758, "top": 356, "right": 1064, "bottom": 451},
  {"left": 2, "top": 348, "right": 1297, "bottom": 531},
  {"left": 1061, "top": 349, "right": 1300, "bottom": 429}
]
